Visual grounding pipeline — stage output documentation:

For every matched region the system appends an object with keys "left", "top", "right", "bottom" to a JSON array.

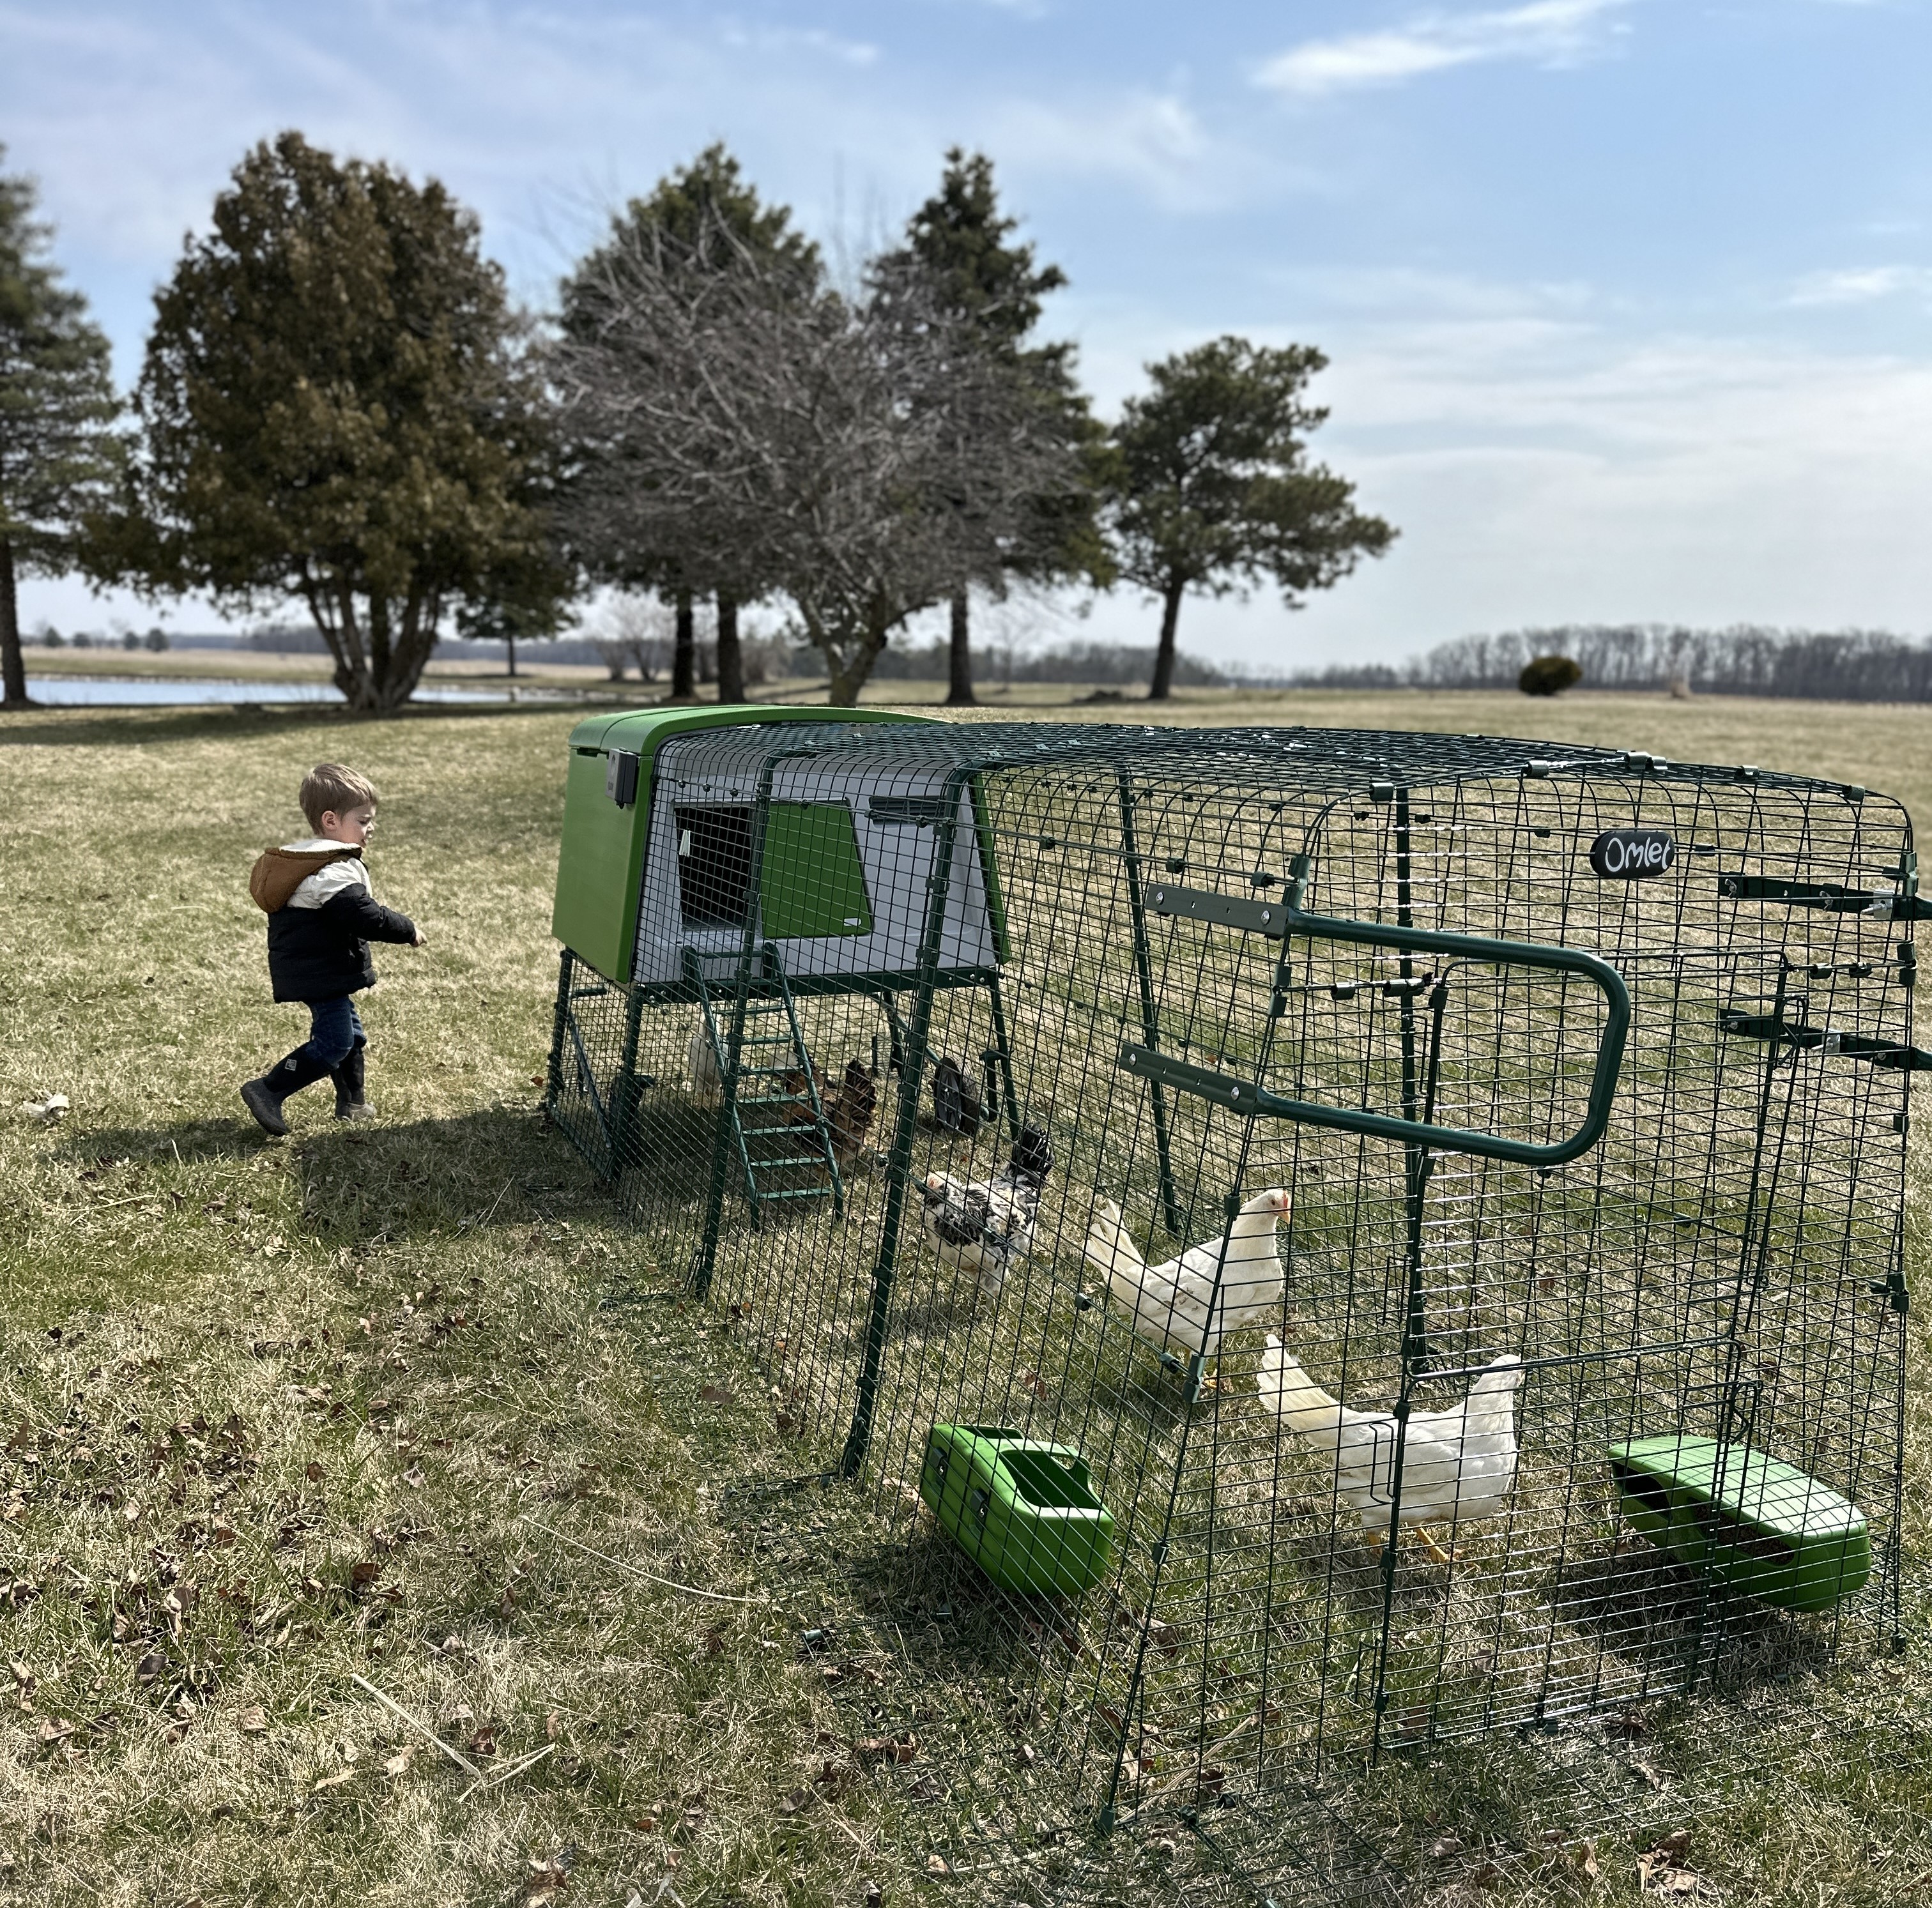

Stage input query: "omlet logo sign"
[{"left": 1589, "top": 830, "right": 1676, "bottom": 879}]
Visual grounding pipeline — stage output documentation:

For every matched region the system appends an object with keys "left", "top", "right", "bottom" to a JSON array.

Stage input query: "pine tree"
[
  {"left": 93, "top": 132, "right": 557, "bottom": 713},
  {"left": 0, "top": 149, "right": 123, "bottom": 709},
  {"left": 887, "top": 150, "right": 1104, "bottom": 705},
  {"left": 1105, "top": 337, "right": 1396, "bottom": 700}
]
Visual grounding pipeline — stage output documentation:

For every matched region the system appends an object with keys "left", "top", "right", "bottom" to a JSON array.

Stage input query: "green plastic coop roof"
[{"left": 551, "top": 705, "right": 928, "bottom": 984}]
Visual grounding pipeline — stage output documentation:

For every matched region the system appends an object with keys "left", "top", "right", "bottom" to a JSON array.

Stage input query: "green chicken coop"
[{"left": 546, "top": 706, "right": 1018, "bottom": 1227}]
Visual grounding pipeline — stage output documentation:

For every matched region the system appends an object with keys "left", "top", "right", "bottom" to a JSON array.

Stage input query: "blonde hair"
[{"left": 300, "top": 763, "right": 379, "bottom": 833}]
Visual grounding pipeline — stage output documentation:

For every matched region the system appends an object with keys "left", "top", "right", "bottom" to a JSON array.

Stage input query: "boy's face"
[{"left": 319, "top": 803, "right": 377, "bottom": 848}]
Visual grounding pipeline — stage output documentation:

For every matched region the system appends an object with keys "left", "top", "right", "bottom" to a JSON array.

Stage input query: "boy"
[{"left": 240, "top": 763, "right": 426, "bottom": 1136}]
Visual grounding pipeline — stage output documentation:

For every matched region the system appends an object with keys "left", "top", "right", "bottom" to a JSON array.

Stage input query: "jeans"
[{"left": 302, "top": 996, "right": 364, "bottom": 1069}]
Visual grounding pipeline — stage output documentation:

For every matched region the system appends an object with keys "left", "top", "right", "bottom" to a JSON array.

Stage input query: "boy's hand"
[{"left": 412, "top": 929, "right": 427, "bottom": 948}]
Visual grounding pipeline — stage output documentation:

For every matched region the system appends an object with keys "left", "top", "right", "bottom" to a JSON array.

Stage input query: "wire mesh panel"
[{"left": 546, "top": 721, "right": 1911, "bottom": 1891}]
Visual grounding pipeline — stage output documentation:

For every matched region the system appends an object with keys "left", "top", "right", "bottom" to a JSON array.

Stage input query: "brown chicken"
[
  {"left": 824, "top": 1057, "right": 878, "bottom": 1166},
  {"left": 774, "top": 1055, "right": 877, "bottom": 1170}
]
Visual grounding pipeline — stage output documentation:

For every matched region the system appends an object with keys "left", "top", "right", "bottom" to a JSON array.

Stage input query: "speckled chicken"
[
  {"left": 1256, "top": 1336, "right": 1524, "bottom": 1564},
  {"left": 920, "top": 1123, "right": 1053, "bottom": 1298},
  {"left": 1083, "top": 1189, "right": 1291, "bottom": 1371}
]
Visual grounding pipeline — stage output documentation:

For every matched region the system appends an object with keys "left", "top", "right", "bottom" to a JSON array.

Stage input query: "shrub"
[{"left": 1519, "top": 653, "right": 1583, "bottom": 696}]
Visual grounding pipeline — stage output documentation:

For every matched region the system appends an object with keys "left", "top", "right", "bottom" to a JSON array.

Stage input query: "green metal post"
[
  {"left": 545, "top": 947, "right": 573, "bottom": 1120},
  {"left": 1393, "top": 787, "right": 1432, "bottom": 1378},
  {"left": 605, "top": 982, "right": 648, "bottom": 1184},
  {"left": 1117, "top": 771, "right": 1183, "bottom": 1236},
  {"left": 983, "top": 972, "right": 1022, "bottom": 1143},
  {"left": 692, "top": 761, "right": 782, "bottom": 1297},
  {"left": 839, "top": 772, "right": 972, "bottom": 1480}
]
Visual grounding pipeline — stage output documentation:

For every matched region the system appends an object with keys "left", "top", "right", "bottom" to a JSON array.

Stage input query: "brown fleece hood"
[{"left": 250, "top": 844, "right": 361, "bottom": 914}]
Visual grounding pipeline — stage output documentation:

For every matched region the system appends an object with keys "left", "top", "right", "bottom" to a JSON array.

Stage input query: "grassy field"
[{"left": 1, "top": 686, "right": 1927, "bottom": 1907}]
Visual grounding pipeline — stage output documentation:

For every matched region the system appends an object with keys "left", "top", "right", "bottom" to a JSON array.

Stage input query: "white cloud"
[
  {"left": 1788, "top": 265, "right": 1932, "bottom": 307},
  {"left": 1257, "top": 0, "right": 1631, "bottom": 98}
]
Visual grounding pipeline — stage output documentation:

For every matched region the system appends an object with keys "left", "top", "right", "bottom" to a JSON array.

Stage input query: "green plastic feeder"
[
  {"left": 919, "top": 1424, "right": 1115, "bottom": 1598},
  {"left": 1607, "top": 1435, "right": 1870, "bottom": 1613}
]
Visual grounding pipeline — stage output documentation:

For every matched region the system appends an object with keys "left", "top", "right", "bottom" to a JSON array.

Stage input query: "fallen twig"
[
  {"left": 349, "top": 1672, "right": 484, "bottom": 1780},
  {"left": 526, "top": 1517, "right": 768, "bottom": 1605}
]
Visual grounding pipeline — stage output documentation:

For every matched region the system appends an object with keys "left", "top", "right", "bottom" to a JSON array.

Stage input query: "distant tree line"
[
  {"left": 1284, "top": 625, "right": 1932, "bottom": 703},
  {"left": 0, "top": 133, "right": 1393, "bottom": 713},
  {"left": 870, "top": 637, "right": 1227, "bottom": 686}
]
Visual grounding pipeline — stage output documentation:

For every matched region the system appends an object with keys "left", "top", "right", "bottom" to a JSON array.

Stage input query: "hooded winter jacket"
[{"left": 249, "top": 839, "right": 418, "bottom": 1004}]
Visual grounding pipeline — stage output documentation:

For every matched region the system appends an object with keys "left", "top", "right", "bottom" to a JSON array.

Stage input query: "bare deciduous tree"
[{"left": 553, "top": 213, "right": 1085, "bottom": 706}]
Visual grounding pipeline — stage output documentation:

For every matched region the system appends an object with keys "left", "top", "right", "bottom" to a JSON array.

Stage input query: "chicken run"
[{"left": 546, "top": 710, "right": 1910, "bottom": 1896}]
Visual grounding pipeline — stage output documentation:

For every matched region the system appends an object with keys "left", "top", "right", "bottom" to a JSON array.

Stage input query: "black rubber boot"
[
  {"left": 333, "top": 1039, "right": 373, "bottom": 1121},
  {"left": 240, "top": 1047, "right": 334, "bottom": 1136}
]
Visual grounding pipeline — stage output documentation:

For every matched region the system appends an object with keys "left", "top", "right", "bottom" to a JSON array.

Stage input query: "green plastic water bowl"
[
  {"left": 1607, "top": 1434, "right": 1871, "bottom": 1613},
  {"left": 919, "top": 1423, "right": 1115, "bottom": 1598}
]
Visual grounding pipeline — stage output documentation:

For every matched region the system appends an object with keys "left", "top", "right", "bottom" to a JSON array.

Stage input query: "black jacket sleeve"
[{"left": 321, "top": 885, "right": 418, "bottom": 943}]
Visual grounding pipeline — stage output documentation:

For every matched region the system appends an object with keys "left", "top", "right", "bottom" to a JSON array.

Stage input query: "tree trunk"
[
  {"left": 0, "top": 538, "right": 30, "bottom": 709},
  {"left": 1148, "top": 579, "right": 1186, "bottom": 701},
  {"left": 946, "top": 584, "right": 975, "bottom": 706},
  {"left": 506, "top": 631, "right": 518, "bottom": 678},
  {"left": 672, "top": 590, "right": 696, "bottom": 699},
  {"left": 827, "top": 605, "right": 893, "bottom": 708},
  {"left": 716, "top": 591, "right": 746, "bottom": 703}
]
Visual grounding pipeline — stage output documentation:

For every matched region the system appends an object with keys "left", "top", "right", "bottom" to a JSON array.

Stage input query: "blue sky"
[{"left": 4, "top": 0, "right": 1930, "bottom": 671}]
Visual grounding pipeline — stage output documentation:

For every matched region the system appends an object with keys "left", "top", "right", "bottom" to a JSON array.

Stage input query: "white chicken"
[
  {"left": 1256, "top": 1335, "right": 1523, "bottom": 1565},
  {"left": 1084, "top": 1189, "right": 1291, "bottom": 1382},
  {"left": 689, "top": 1023, "right": 723, "bottom": 1104}
]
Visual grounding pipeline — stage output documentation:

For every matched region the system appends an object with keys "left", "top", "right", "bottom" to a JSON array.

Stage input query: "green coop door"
[
  {"left": 674, "top": 801, "right": 873, "bottom": 939},
  {"left": 762, "top": 802, "right": 873, "bottom": 938}
]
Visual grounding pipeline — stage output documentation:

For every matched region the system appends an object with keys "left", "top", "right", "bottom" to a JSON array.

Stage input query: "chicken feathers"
[
  {"left": 921, "top": 1123, "right": 1053, "bottom": 1298},
  {"left": 1084, "top": 1189, "right": 1290, "bottom": 1364},
  {"left": 1256, "top": 1336, "right": 1523, "bottom": 1542}
]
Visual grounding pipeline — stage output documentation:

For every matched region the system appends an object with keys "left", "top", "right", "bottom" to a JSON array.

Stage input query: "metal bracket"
[
  {"left": 1717, "top": 1010, "right": 1932, "bottom": 1069},
  {"left": 1146, "top": 883, "right": 1290, "bottom": 936},
  {"left": 1717, "top": 874, "right": 1932, "bottom": 920}
]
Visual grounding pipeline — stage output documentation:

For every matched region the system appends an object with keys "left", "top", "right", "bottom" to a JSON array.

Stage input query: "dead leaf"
[
  {"left": 309, "top": 1769, "right": 354, "bottom": 1794},
  {"left": 545, "top": 1709, "right": 562, "bottom": 1741},
  {"left": 1637, "top": 1831, "right": 1707, "bottom": 1899},
  {"left": 351, "top": 1560, "right": 381, "bottom": 1593},
  {"left": 815, "top": 1759, "right": 861, "bottom": 1799},
  {"left": 1196, "top": 1764, "right": 1226, "bottom": 1801},
  {"left": 305, "top": 1460, "right": 326, "bottom": 1483},
  {"left": 1632, "top": 1757, "right": 1667, "bottom": 1791},
  {"left": 36, "top": 1717, "right": 74, "bottom": 1744},
  {"left": 383, "top": 1745, "right": 414, "bottom": 1776},
  {"left": 467, "top": 1723, "right": 498, "bottom": 1757},
  {"left": 855, "top": 1732, "right": 919, "bottom": 1765},
  {"left": 925, "top": 1854, "right": 949, "bottom": 1875},
  {"left": 237, "top": 1704, "right": 268, "bottom": 1735},
  {"left": 1577, "top": 1842, "right": 1601, "bottom": 1882},
  {"left": 1430, "top": 1833, "right": 1463, "bottom": 1860},
  {"left": 779, "top": 1787, "right": 815, "bottom": 1815},
  {"left": 135, "top": 1652, "right": 165, "bottom": 1686}
]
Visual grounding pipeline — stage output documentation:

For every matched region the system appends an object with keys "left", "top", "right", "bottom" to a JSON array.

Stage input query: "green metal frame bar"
[
  {"left": 1117, "top": 770, "right": 1183, "bottom": 1235},
  {"left": 693, "top": 758, "right": 784, "bottom": 1297},
  {"left": 839, "top": 768, "right": 975, "bottom": 1479},
  {"left": 982, "top": 970, "right": 1022, "bottom": 1143},
  {"left": 1124, "top": 887, "right": 1632, "bottom": 1169}
]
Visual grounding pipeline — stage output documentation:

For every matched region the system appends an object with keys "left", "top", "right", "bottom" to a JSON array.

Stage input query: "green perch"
[
  {"left": 1607, "top": 1435, "right": 1870, "bottom": 1613},
  {"left": 919, "top": 1424, "right": 1115, "bottom": 1598}
]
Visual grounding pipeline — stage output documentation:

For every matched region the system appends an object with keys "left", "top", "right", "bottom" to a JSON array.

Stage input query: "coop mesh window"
[{"left": 548, "top": 722, "right": 1910, "bottom": 1898}]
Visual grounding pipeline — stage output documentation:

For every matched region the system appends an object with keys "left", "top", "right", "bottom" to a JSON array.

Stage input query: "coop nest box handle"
[{"left": 1124, "top": 891, "right": 1632, "bottom": 1168}]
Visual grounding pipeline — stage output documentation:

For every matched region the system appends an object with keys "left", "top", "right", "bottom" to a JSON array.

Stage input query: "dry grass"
[{"left": 1, "top": 687, "right": 1928, "bottom": 1908}]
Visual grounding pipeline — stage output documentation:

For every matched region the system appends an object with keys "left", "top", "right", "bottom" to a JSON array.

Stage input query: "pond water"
[{"left": 26, "top": 676, "right": 507, "bottom": 707}]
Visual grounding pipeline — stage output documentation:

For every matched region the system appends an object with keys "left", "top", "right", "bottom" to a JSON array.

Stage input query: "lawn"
[{"left": 1, "top": 687, "right": 1927, "bottom": 1907}]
